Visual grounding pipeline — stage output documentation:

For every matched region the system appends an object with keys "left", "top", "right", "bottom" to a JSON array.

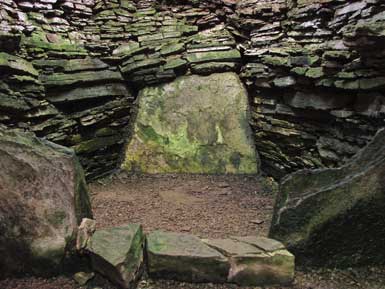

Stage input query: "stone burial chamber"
[
  {"left": 0, "top": 0, "right": 385, "bottom": 286},
  {"left": 0, "top": 128, "right": 294, "bottom": 288}
]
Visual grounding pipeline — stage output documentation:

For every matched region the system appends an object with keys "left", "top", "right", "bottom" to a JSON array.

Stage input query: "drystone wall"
[
  {"left": 0, "top": 0, "right": 384, "bottom": 179},
  {"left": 237, "top": 0, "right": 385, "bottom": 178}
]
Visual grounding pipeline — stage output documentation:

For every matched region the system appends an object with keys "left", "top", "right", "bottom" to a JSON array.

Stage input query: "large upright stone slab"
[
  {"left": 0, "top": 129, "right": 92, "bottom": 276},
  {"left": 122, "top": 72, "right": 259, "bottom": 174},
  {"left": 270, "top": 128, "right": 385, "bottom": 267}
]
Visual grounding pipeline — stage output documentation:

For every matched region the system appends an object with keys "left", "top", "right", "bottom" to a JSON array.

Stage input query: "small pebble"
[{"left": 73, "top": 271, "right": 95, "bottom": 286}]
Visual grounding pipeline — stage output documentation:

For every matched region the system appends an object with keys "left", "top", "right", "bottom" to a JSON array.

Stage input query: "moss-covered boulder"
[
  {"left": 269, "top": 128, "right": 385, "bottom": 267},
  {"left": 0, "top": 129, "right": 92, "bottom": 277},
  {"left": 122, "top": 72, "right": 259, "bottom": 174},
  {"left": 85, "top": 224, "right": 145, "bottom": 289},
  {"left": 147, "top": 231, "right": 230, "bottom": 283}
]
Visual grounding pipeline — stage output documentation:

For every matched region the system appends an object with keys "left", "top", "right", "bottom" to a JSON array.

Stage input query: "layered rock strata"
[{"left": 0, "top": 0, "right": 384, "bottom": 178}]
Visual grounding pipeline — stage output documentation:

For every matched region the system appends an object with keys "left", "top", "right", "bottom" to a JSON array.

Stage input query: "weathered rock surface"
[
  {"left": 147, "top": 231, "right": 294, "bottom": 286},
  {"left": 0, "top": 128, "right": 92, "bottom": 277},
  {"left": 241, "top": 0, "right": 385, "bottom": 178},
  {"left": 146, "top": 231, "right": 230, "bottom": 283},
  {"left": 122, "top": 72, "right": 259, "bottom": 174},
  {"left": 203, "top": 237, "right": 295, "bottom": 286},
  {"left": 270, "top": 128, "right": 385, "bottom": 267},
  {"left": 85, "top": 224, "right": 145, "bottom": 289}
]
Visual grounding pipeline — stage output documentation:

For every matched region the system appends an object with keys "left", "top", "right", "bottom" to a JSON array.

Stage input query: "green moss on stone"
[
  {"left": 22, "top": 32, "right": 86, "bottom": 54},
  {"left": 122, "top": 72, "right": 259, "bottom": 174},
  {"left": 305, "top": 67, "right": 324, "bottom": 79}
]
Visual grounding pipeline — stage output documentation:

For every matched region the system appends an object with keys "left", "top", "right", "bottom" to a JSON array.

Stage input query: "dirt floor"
[
  {"left": 1, "top": 173, "right": 385, "bottom": 289},
  {"left": 91, "top": 173, "right": 275, "bottom": 237}
]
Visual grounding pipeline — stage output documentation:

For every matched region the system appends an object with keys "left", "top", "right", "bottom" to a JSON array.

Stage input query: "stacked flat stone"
[
  {"left": 238, "top": 0, "right": 385, "bottom": 178},
  {"left": 0, "top": 52, "right": 48, "bottom": 127},
  {"left": 0, "top": 0, "right": 247, "bottom": 179},
  {"left": 0, "top": 0, "right": 384, "bottom": 180},
  {"left": 35, "top": 58, "right": 135, "bottom": 179}
]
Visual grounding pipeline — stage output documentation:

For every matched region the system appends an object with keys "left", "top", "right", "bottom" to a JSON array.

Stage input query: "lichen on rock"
[{"left": 122, "top": 72, "right": 260, "bottom": 174}]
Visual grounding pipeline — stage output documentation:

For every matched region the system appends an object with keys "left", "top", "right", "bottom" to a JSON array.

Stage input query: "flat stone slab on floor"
[
  {"left": 85, "top": 224, "right": 145, "bottom": 289},
  {"left": 232, "top": 236, "right": 286, "bottom": 252},
  {"left": 147, "top": 231, "right": 294, "bottom": 286},
  {"left": 203, "top": 237, "right": 294, "bottom": 286},
  {"left": 146, "top": 231, "right": 230, "bottom": 283}
]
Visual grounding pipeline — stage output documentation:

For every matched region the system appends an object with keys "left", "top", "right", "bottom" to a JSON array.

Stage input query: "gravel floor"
[{"left": 1, "top": 173, "right": 384, "bottom": 289}]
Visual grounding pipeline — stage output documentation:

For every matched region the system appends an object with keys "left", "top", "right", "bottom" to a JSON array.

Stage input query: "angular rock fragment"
[
  {"left": 47, "top": 83, "right": 130, "bottom": 103},
  {"left": 86, "top": 224, "right": 145, "bottom": 289},
  {"left": 147, "top": 231, "right": 230, "bottom": 283},
  {"left": 76, "top": 218, "right": 96, "bottom": 251},
  {"left": 73, "top": 271, "right": 95, "bottom": 286},
  {"left": 186, "top": 49, "right": 241, "bottom": 64},
  {"left": 41, "top": 70, "right": 123, "bottom": 87}
]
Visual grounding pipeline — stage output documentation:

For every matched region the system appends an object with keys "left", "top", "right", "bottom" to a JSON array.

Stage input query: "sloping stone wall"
[
  {"left": 236, "top": 0, "right": 385, "bottom": 178},
  {"left": 0, "top": 0, "right": 384, "bottom": 179}
]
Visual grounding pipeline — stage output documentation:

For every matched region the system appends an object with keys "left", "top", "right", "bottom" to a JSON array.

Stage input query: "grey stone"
[
  {"left": 0, "top": 129, "right": 92, "bottom": 276},
  {"left": 270, "top": 128, "right": 385, "bottom": 267},
  {"left": 147, "top": 231, "right": 230, "bottom": 283},
  {"left": 284, "top": 91, "right": 351, "bottom": 110},
  {"left": 47, "top": 83, "right": 130, "bottom": 103},
  {"left": 86, "top": 224, "right": 145, "bottom": 289},
  {"left": 73, "top": 271, "right": 95, "bottom": 286},
  {"left": 202, "top": 237, "right": 294, "bottom": 286},
  {"left": 274, "top": 76, "right": 296, "bottom": 87}
]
